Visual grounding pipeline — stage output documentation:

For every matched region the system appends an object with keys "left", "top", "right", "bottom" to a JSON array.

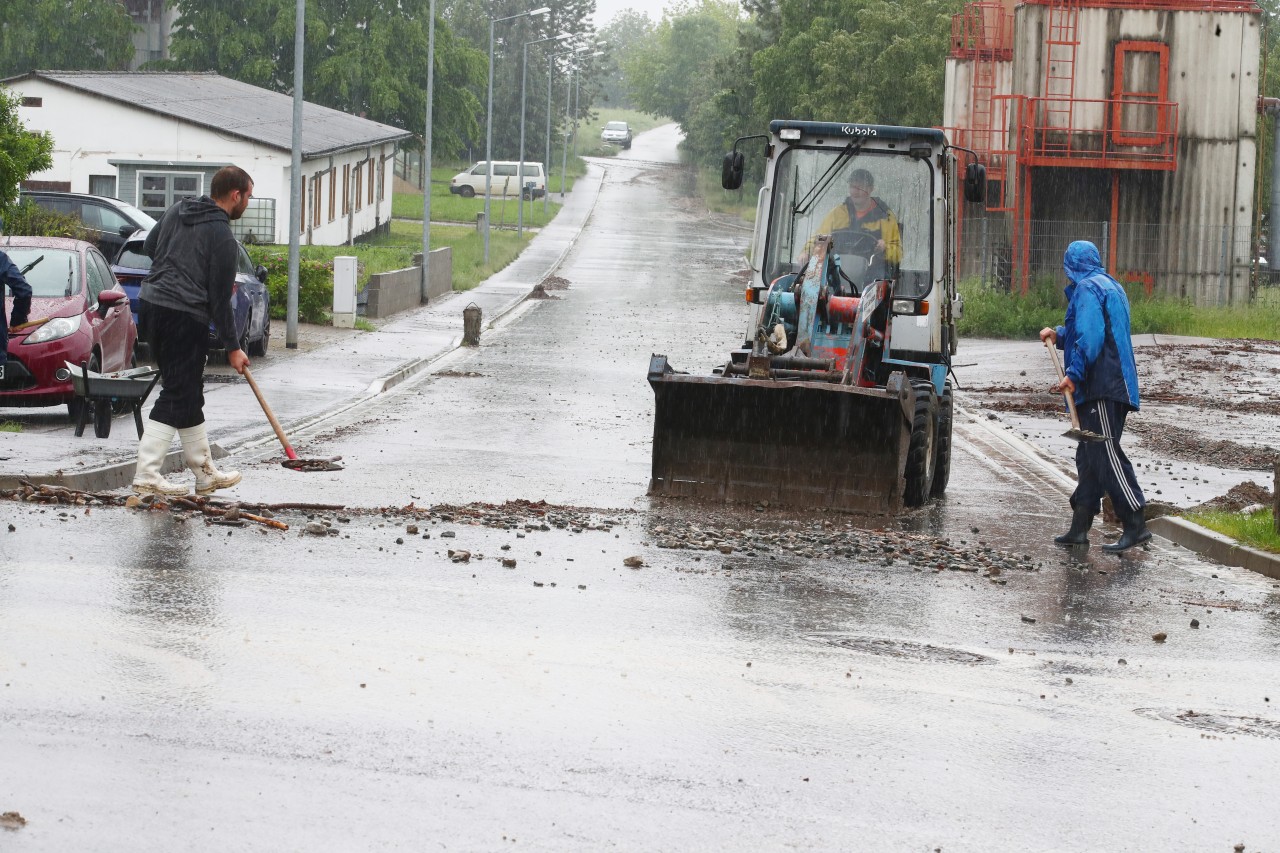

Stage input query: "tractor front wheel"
[
  {"left": 930, "top": 380, "right": 953, "bottom": 498},
  {"left": 903, "top": 378, "right": 938, "bottom": 507}
]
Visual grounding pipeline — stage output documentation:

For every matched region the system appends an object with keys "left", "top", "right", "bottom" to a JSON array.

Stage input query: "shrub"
[
  {"left": 2, "top": 200, "right": 95, "bottom": 243},
  {"left": 247, "top": 249, "right": 336, "bottom": 324}
]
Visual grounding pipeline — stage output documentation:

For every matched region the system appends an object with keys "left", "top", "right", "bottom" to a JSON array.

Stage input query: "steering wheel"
[
  {"left": 830, "top": 227, "right": 879, "bottom": 258},
  {"left": 829, "top": 228, "right": 879, "bottom": 296}
]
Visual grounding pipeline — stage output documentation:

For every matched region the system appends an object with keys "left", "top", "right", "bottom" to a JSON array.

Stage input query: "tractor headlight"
[
  {"left": 891, "top": 299, "right": 928, "bottom": 316},
  {"left": 24, "top": 315, "right": 82, "bottom": 344}
]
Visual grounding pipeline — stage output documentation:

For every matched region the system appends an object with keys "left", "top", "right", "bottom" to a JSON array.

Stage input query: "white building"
[{"left": 4, "top": 71, "right": 413, "bottom": 247}]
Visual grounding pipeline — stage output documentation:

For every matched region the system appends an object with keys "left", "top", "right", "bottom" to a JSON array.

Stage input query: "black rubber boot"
[
  {"left": 1102, "top": 508, "right": 1152, "bottom": 553},
  {"left": 1053, "top": 507, "right": 1095, "bottom": 546}
]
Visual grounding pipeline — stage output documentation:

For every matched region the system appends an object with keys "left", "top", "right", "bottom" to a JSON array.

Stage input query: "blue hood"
[{"left": 1063, "top": 240, "right": 1103, "bottom": 285}]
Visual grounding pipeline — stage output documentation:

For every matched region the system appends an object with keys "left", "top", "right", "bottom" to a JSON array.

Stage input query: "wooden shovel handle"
[
  {"left": 242, "top": 367, "right": 298, "bottom": 460},
  {"left": 1043, "top": 338, "right": 1084, "bottom": 431}
]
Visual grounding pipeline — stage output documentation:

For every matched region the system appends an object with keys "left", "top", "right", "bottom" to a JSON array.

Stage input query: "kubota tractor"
[{"left": 648, "top": 120, "right": 986, "bottom": 513}]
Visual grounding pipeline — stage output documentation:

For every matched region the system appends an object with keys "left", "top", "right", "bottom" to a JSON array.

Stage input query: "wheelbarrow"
[{"left": 63, "top": 360, "right": 161, "bottom": 439}]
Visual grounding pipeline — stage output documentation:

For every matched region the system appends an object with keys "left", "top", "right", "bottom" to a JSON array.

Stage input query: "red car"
[{"left": 1, "top": 236, "right": 138, "bottom": 419}]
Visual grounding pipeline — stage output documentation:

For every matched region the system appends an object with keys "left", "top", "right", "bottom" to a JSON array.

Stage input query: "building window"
[
  {"left": 299, "top": 177, "right": 306, "bottom": 234},
  {"left": 1111, "top": 41, "right": 1170, "bottom": 147},
  {"left": 231, "top": 198, "right": 275, "bottom": 245},
  {"left": 328, "top": 167, "right": 337, "bottom": 222},
  {"left": 342, "top": 164, "right": 350, "bottom": 214},
  {"left": 89, "top": 175, "right": 117, "bottom": 197},
  {"left": 137, "top": 172, "right": 202, "bottom": 218},
  {"left": 377, "top": 157, "right": 385, "bottom": 202},
  {"left": 312, "top": 175, "right": 322, "bottom": 227},
  {"left": 21, "top": 97, "right": 41, "bottom": 107},
  {"left": 354, "top": 162, "right": 364, "bottom": 212},
  {"left": 367, "top": 160, "right": 375, "bottom": 206}
]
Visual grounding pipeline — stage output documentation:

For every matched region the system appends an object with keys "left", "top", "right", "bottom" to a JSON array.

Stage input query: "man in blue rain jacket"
[{"left": 1039, "top": 240, "right": 1150, "bottom": 552}]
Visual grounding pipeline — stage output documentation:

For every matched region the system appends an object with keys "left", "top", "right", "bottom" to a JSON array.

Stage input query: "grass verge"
[
  {"left": 393, "top": 157, "right": 590, "bottom": 224},
  {"left": 957, "top": 277, "right": 1280, "bottom": 341},
  {"left": 0, "top": 421, "right": 21, "bottom": 433},
  {"left": 1182, "top": 508, "right": 1280, "bottom": 554},
  {"left": 359, "top": 220, "right": 528, "bottom": 292}
]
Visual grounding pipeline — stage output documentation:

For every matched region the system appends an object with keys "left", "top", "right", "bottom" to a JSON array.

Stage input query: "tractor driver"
[{"left": 801, "top": 168, "right": 902, "bottom": 291}]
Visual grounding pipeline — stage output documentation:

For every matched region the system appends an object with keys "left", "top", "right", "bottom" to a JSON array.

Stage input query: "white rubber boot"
[
  {"left": 132, "top": 421, "right": 188, "bottom": 496},
  {"left": 178, "top": 423, "right": 241, "bottom": 495}
]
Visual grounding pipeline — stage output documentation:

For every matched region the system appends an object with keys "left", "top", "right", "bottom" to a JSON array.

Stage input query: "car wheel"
[
  {"left": 459, "top": 186, "right": 476, "bottom": 198},
  {"left": 249, "top": 312, "right": 270, "bottom": 357},
  {"left": 239, "top": 311, "right": 252, "bottom": 356}
]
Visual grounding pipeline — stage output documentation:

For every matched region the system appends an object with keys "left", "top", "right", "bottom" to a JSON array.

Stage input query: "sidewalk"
[{"left": 0, "top": 166, "right": 605, "bottom": 494}]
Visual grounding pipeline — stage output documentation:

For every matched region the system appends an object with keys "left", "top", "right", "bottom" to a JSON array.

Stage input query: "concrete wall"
[{"left": 364, "top": 247, "right": 453, "bottom": 319}]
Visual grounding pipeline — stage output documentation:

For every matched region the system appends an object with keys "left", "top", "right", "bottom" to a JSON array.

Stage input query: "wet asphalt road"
[{"left": 3, "top": 126, "right": 1280, "bottom": 851}]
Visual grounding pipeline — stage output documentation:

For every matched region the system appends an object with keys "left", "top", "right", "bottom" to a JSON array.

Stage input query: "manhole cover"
[
  {"left": 1134, "top": 708, "right": 1280, "bottom": 739},
  {"left": 807, "top": 634, "right": 995, "bottom": 665},
  {"left": 203, "top": 373, "right": 241, "bottom": 384}
]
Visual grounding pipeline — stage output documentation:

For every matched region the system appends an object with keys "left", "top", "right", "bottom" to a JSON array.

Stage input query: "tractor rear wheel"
[
  {"left": 903, "top": 378, "right": 938, "bottom": 507},
  {"left": 930, "top": 380, "right": 953, "bottom": 498}
]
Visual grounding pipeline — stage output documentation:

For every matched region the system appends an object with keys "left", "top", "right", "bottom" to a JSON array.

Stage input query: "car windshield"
[
  {"left": 606, "top": 122, "right": 628, "bottom": 131},
  {"left": 2, "top": 247, "right": 79, "bottom": 298},
  {"left": 113, "top": 200, "right": 158, "bottom": 231},
  {"left": 116, "top": 240, "right": 152, "bottom": 270},
  {"left": 764, "top": 147, "right": 935, "bottom": 298}
]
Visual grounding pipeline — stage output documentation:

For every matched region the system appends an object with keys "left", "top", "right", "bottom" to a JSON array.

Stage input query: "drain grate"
[
  {"left": 1134, "top": 708, "right": 1280, "bottom": 739},
  {"left": 807, "top": 634, "right": 995, "bottom": 665}
]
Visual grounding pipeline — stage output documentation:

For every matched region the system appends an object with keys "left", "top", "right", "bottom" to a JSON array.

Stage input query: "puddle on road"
[
  {"left": 806, "top": 633, "right": 997, "bottom": 665},
  {"left": 1134, "top": 707, "right": 1280, "bottom": 739}
]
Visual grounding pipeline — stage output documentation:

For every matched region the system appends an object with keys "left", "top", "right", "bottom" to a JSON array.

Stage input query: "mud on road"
[{"left": 964, "top": 338, "right": 1280, "bottom": 511}]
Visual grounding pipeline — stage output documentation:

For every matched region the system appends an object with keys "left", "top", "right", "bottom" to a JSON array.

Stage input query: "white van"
[{"left": 449, "top": 161, "right": 546, "bottom": 199}]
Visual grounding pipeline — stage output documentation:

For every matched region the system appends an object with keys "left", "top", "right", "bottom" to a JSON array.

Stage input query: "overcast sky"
[{"left": 592, "top": 0, "right": 669, "bottom": 28}]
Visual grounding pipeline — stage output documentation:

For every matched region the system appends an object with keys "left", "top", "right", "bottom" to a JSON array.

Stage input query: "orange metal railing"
[
  {"left": 1018, "top": 96, "right": 1178, "bottom": 170},
  {"left": 949, "top": 3, "right": 1013, "bottom": 59},
  {"left": 1020, "top": 0, "right": 1258, "bottom": 10}
]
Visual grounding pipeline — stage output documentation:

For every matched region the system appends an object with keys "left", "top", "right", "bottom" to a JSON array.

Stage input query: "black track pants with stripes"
[{"left": 1071, "top": 398, "right": 1146, "bottom": 516}]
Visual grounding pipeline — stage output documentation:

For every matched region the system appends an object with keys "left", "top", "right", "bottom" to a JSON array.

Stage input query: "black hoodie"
[{"left": 140, "top": 195, "right": 241, "bottom": 352}]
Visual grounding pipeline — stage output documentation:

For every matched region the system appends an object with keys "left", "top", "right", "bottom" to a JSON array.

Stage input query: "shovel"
[
  {"left": 242, "top": 367, "right": 344, "bottom": 471},
  {"left": 1043, "top": 339, "right": 1108, "bottom": 443}
]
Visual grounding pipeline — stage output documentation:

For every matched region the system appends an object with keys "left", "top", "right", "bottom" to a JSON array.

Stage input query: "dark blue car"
[{"left": 111, "top": 231, "right": 271, "bottom": 357}]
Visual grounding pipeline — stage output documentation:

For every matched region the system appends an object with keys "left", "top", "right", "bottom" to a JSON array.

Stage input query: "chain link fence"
[{"left": 957, "top": 210, "right": 1266, "bottom": 305}]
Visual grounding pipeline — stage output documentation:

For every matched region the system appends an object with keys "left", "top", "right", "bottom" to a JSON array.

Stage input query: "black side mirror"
[
  {"left": 722, "top": 151, "right": 745, "bottom": 190},
  {"left": 255, "top": 265, "right": 268, "bottom": 283},
  {"left": 964, "top": 162, "right": 987, "bottom": 204}
]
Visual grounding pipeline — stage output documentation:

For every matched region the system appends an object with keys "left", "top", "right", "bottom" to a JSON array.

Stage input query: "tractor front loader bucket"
[{"left": 647, "top": 356, "right": 914, "bottom": 514}]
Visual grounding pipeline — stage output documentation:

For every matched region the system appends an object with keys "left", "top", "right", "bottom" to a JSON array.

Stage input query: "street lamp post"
[
  {"left": 559, "top": 51, "right": 603, "bottom": 201},
  {"left": 544, "top": 45, "right": 599, "bottom": 215},
  {"left": 286, "top": 0, "right": 305, "bottom": 349},
  {"left": 519, "top": 32, "right": 570, "bottom": 239},
  {"left": 421, "top": 0, "right": 435, "bottom": 303},
  {"left": 484, "top": 5, "right": 550, "bottom": 265}
]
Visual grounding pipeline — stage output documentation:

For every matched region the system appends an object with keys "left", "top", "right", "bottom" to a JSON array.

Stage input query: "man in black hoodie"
[{"left": 131, "top": 165, "right": 253, "bottom": 496}]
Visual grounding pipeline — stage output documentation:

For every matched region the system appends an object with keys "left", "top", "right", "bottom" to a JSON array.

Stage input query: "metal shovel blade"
[{"left": 1062, "top": 426, "right": 1109, "bottom": 443}]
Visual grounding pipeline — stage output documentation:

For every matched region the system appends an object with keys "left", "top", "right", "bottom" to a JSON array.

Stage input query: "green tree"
[
  {"left": 624, "top": 0, "right": 739, "bottom": 129},
  {"left": 0, "top": 90, "right": 54, "bottom": 217},
  {"left": 165, "top": 0, "right": 488, "bottom": 159},
  {"left": 440, "top": 0, "right": 598, "bottom": 163},
  {"left": 0, "top": 0, "right": 136, "bottom": 78},
  {"left": 597, "top": 10, "right": 654, "bottom": 109}
]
